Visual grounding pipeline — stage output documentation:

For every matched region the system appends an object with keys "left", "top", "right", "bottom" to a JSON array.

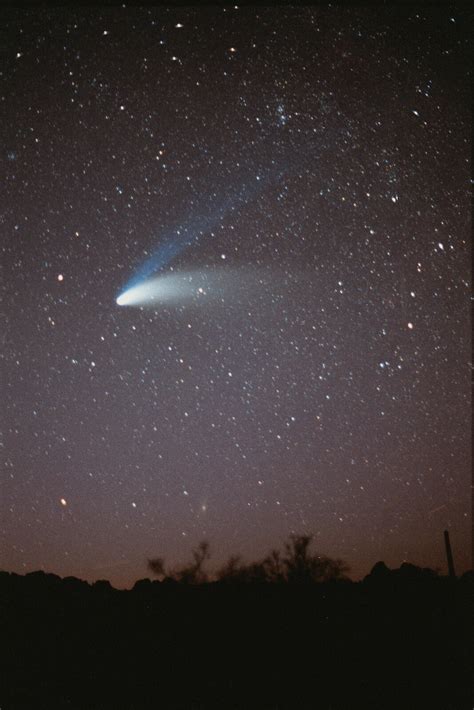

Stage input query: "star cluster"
[{"left": 2, "top": 6, "right": 471, "bottom": 585}]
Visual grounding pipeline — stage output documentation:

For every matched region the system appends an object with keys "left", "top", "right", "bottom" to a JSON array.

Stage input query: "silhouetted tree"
[
  {"left": 173, "top": 541, "right": 210, "bottom": 584},
  {"left": 147, "top": 556, "right": 165, "bottom": 580},
  {"left": 262, "top": 549, "right": 285, "bottom": 582},
  {"left": 148, "top": 542, "right": 211, "bottom": 584},
  {"left": 283, "top": 534, "right": 349, "bottom": 583},
  {"left": 283, "top": 534, "right": 314, "bottom": 583},
  {"left": 216, "top": 555, "right": 244, "bottom": 582}
]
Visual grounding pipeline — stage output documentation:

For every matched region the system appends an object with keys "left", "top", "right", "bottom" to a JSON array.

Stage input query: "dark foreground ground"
[{"left": 1, "top": 567, "right": 472, "bottom": 709}]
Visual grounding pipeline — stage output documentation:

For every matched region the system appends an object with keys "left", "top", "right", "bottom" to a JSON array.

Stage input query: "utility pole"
[{"left": 443, "top": 530, "right": 456, "bottom": 579}]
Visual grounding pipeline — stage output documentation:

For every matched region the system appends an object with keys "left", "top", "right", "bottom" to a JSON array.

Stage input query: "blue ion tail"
[{"left": 116, "top": 162, "right": 287, "bottom": 306}]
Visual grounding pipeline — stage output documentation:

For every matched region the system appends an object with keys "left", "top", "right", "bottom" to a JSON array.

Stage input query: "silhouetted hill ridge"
[{"left": 1, "top": 565, "right": 472, "bottom": 709}]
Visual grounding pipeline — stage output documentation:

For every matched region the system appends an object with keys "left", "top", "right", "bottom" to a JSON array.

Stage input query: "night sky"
[{"left": 2, "top": 5, "right": 471, "bottom": 587}]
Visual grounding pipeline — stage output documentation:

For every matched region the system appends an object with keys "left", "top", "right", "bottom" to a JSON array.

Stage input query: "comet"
[
  {"left": 116, "top": 162, "right": 286, "bottom": 303},
  {"left": 116, "top": 267, "right": 308, "bottom": 309},
  {"left": 116, "top": 270, "right": 228, "bottom": 308}
]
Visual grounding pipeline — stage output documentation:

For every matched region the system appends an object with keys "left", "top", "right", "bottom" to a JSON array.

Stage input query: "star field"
[{"left": 2, "top": 6, "right": 471, "bottom": 585}]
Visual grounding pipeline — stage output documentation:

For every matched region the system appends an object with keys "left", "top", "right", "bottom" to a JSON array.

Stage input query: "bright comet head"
[
  {"left": 116, "top": 287, "right": 143, "bottom": 306},
  {"left": 115, "top": 283, "right": 152, "bottom": 306}
]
